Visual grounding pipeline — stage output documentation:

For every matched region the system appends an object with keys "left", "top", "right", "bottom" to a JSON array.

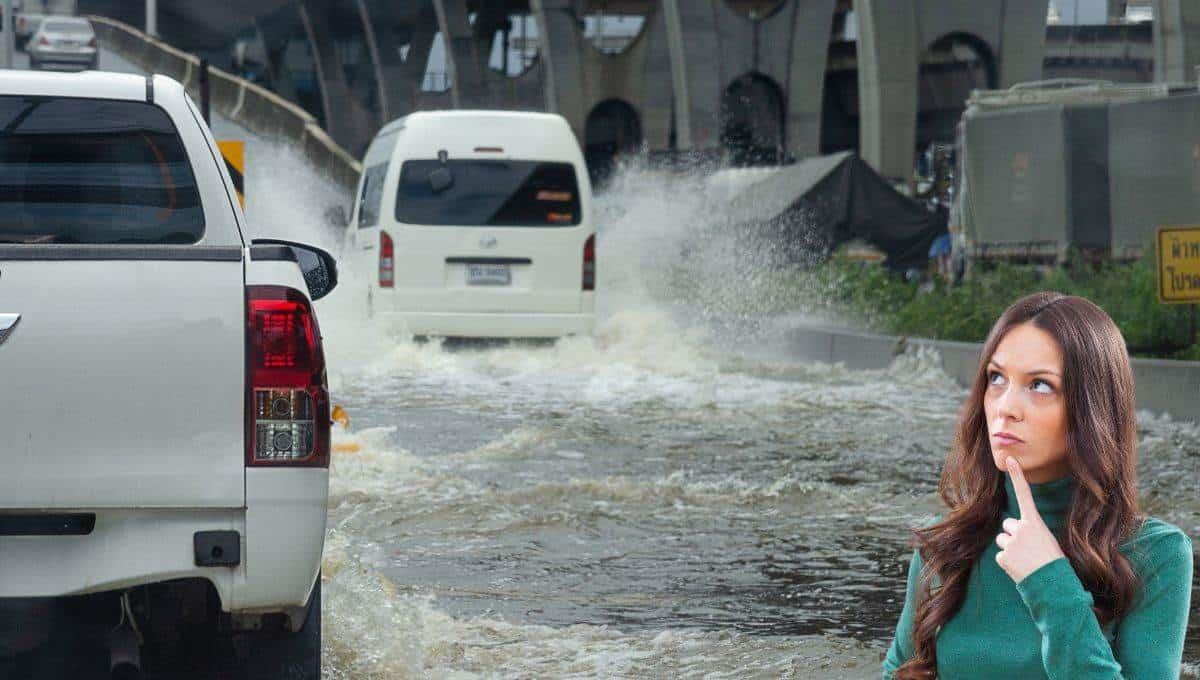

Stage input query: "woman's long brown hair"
[{"left": 894, "top": 291, "right": 1145, "bottom": 679}]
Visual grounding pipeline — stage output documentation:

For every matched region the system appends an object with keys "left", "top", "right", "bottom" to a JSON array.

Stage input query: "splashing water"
[
  {"left": 236, "top": 140, "right": 1200, "bottom": 677},
  {"left": 97, "top": 42, "right": 1197, "bottom": 680}
]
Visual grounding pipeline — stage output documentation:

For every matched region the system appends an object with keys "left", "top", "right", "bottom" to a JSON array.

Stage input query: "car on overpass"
[
  {"left": 0, "top": 69, "right": 334, "bottom": 678},
  {"left": 350, "top": 110, "right": 597, "bottom": 341},
  {"left": 16, "top": 0, "right": 80, "bottom": 49},
  {"left": 26, "top": 15, "right": 97, "bottom": 70}
]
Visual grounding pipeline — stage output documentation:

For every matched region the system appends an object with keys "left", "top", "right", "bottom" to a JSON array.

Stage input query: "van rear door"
[
  {"left": 0, "top": 94, "right": 245, "bottom": 509},
  {"left": 386, "top": 158, "right": 588, "bottom": 314}
]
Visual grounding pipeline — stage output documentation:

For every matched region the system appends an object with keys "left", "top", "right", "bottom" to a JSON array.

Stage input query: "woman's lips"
[{"left": 992, "top": 433, "right": 1022, "bottom": 446}]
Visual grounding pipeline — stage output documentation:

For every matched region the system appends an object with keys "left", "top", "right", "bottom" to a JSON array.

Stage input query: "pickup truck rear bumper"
[{"left": 0, "top": 469, "right": 327, "bottom": 614}]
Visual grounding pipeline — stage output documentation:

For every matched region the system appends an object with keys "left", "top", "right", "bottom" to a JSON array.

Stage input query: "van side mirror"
[{"left": 251, "top": 238, "right": 339, "bottom": 301}]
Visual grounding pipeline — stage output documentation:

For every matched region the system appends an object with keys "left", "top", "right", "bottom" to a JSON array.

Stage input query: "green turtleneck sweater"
[{"left": 882, "top": 473, "right": 1194, "bottom": 679}]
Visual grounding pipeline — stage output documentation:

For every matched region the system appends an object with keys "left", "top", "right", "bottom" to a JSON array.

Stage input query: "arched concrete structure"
[
  {"left": 432, "top": 0, "right": 490, "bottom": 108},
  {"left": 529, "top": 0, "right": 664, "bottom": 151},
  {"left": 84, "top": 0, "right": 1058, "bottom": 176},
  {"left": 527, "top": 0, "right": 835, "bottom": 160},
  {"left": 916, "top": 32, "right": 997, "bottom": 153},
  {"left": 584, "top": 98, "right": 643, "bottom": 183},
  {"left": 530, "top": 0, "right": 589, "bottom": 125},
  {"left": 661, "top": 0, "right": 837, "bottom": 158},
  {"left": 721, "top": 72, "right": 785, "bottom": 164},
  {"left": 298, "top": 0, "right": 377, "bottom": 154},
  {"left": 254, "top": 8, "right": 303, "bottom": 104},
  {"left": 855, "top": 0, "right": 1048, "bottom": 181}
]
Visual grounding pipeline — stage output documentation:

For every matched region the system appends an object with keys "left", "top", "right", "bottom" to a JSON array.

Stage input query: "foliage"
[{"left": 780, "top": 238, "right": 1200, "bottom": 360}]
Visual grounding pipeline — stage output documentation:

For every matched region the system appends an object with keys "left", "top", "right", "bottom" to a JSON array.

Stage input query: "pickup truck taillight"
[
  {"left": 583, "top": 234, "right": 595, "bottom": 291},
  {"left": 246, "top": 286, "right": 330, "bottom": 467},
  {"left": 379, "top": 230, "right": 394, "bottom": 288}
]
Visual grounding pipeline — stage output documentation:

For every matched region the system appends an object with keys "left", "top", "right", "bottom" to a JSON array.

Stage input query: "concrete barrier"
[
  {"left": 87, "top": 15, "right": 362, "bottom": 195},
  {"left": 786, "top": 324, "right": 1200, "bottom": 423}
]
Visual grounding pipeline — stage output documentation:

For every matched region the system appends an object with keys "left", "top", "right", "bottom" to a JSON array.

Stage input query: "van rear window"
[
  {"left": 0, "top": 96, "right": 204, "bottom": 245},
  {"left": 395, "top": 160, "right": 581, "bottom": 227}
]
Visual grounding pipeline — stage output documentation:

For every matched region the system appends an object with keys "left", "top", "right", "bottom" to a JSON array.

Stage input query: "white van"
[{"left": 350, "top": 110, "right": 596, "bottom": 339}]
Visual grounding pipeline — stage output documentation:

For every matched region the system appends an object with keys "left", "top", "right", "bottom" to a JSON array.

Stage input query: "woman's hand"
[{"left": 995, "top": 456, "right": 1067, "bottom": 584}]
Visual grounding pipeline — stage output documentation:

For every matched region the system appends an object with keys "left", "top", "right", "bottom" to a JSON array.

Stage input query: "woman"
[{"left": 882, "top": 291, "right": 1194, "bottom": 679}]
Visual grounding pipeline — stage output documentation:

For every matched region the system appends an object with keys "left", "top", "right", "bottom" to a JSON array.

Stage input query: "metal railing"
[
  {"left": 87, "top": 15, "right": 362, "bottom": 194},
  {"left": 967, "top": 78, "right": 1174, "bottom": 109}
]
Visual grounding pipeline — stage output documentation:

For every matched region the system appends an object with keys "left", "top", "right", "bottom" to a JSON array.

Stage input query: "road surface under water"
[{"left": 311, "top": 168, "right": 1200, "bottom": 678}]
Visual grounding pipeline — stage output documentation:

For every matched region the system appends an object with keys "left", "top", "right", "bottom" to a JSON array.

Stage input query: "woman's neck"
[{"left": 1003, "top": 472, "right": 1076, "bottom": 530}]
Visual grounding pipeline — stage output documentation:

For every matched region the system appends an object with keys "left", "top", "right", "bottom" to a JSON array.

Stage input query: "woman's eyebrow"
[{"left": 987, "top": 359, "right": 1061, "bottom": 377}]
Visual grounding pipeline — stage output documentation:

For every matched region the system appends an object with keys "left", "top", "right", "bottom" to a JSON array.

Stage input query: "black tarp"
[{"left": 720, "top": 151, "right": 947, "bottom": 271}]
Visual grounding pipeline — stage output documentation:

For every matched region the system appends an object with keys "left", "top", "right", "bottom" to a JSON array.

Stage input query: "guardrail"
[
  {"left": 87, "top": 15, "right": 362, "bottom": 194},
  {"left": 786, "top": 323, "right": 1200, "bottom": 423}
]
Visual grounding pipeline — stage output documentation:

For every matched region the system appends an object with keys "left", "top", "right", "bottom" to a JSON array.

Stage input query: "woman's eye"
[
  {"left": 988, "top": 371, "right": 1003, "bottom": 385},
  {"left": 1033, "top": 379, "right": 1054, "bottom": 394}
]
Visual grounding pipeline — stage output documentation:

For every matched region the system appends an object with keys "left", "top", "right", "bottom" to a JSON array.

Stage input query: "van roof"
[
  {"left": 377, "top": 109, "right": 571, "bottom": 136},
  {"left": 370, "top": 109, "right": 583, "bottom": 166}
]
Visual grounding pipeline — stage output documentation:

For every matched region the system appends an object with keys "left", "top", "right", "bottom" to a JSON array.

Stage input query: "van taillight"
[
  {"left": 379, "top": 230, "right": 394, "bottom": 288},
  {"left": 246, "top": 286, "right": 329, "bottom": 467},
  {"left": 583, "top": 234, "right": 595, "bottom": 291}
]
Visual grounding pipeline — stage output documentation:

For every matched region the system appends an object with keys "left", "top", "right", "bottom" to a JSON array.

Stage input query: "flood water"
[
  {"left": 80, "top": 44, "right": 1198, "bottom": 679},
  {"left": 285, "top": 164, "right": 1199, "bottom": 678}
]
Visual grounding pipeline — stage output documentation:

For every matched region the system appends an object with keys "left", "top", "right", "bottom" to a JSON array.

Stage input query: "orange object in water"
[{"left": 331, "top": 404, "right": 349, "bottom": 428}]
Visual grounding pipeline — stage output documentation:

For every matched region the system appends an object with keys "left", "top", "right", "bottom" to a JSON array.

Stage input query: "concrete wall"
[
  {"left": 97, "top": 0, "right": 1060, "bottom": 181},
  {"left": 786, "top": 323, "right": 1200, "bottom": 423},
  {"left": 89, "top": 15, "right": 362, "bottom": 195},
  {"left": 856, "top": 0, "right": 1049, "bottom": 180},
  {"left": 658, "top": 0, "right": 837, "bottom": 159}
]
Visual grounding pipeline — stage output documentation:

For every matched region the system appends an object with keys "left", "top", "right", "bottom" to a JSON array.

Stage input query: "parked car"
[
  {"left": 27, "top": 16, "right": 96, "bottom": 70},
  {"left": 350, "top": 110, "right": 596, "bottom": 340},
  {"left": 15, "top": 0, "right": 78, "bottom": 46},
  {"left": 0, "top": 69, "right": 334, "bottom": 678}
]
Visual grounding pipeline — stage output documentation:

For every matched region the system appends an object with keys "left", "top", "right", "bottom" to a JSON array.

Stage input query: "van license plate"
[{"left": 467, "top": 264, "right": 511, "bottom": 286}]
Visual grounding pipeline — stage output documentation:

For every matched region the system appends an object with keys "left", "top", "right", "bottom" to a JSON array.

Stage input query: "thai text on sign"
[{"left": 1156, "top": 227, "right": 1200, "bottom": 303}]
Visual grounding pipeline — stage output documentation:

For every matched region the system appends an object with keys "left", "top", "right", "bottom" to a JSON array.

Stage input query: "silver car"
[{"left": 27, "top": 16, "right": 97, "bottom": 71}]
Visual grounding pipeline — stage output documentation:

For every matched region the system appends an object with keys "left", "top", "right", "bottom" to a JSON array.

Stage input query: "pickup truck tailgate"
[{"left": 0, "top": 257, "right": 245, "bottom": 508}]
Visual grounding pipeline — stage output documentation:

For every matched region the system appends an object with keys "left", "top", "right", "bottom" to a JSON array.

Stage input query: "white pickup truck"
[{"left": 0, "top": 70, "right": 334, "bottom": 678}]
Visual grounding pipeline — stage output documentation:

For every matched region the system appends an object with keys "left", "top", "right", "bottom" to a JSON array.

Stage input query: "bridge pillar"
[
  {"left": 659, "top": 0, "right": 837, "bottom": 161},
  {"left": 254, "top": 10, "right": 302, "bottom": 104},
  {"left": 299, "top": 0, "right": 377, "bottom": 153},
  {"left": 660, "top": 0, "right": 720, "bottom": 152},
  {"left": 530, "top": 0, "right": 588, "bottom": 131},
  {"left": 855, "top": 0, "right": 919, "bottom": 181},
  {"left": 431, "top": 0, "right": 490, "bottom": 108},
  {"left": 640, "top": 6, "right": 676, "bottom": 150},
  {"left": 358, "top": 0, "right": 438, "bottom": 122},
  {"left": 856, "top": 0, "right": 1048, "bottom": 181},
  {"left": 1153, "top": 0, "right": 1200, "bottom": 83},
  {"left": 781, "top": 0, "right": 839, "bottom": 160}
]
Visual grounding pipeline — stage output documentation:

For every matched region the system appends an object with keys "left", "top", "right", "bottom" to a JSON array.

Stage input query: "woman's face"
[{"left": 983, "top": 321, "right": 1071, "bottom": 484}]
